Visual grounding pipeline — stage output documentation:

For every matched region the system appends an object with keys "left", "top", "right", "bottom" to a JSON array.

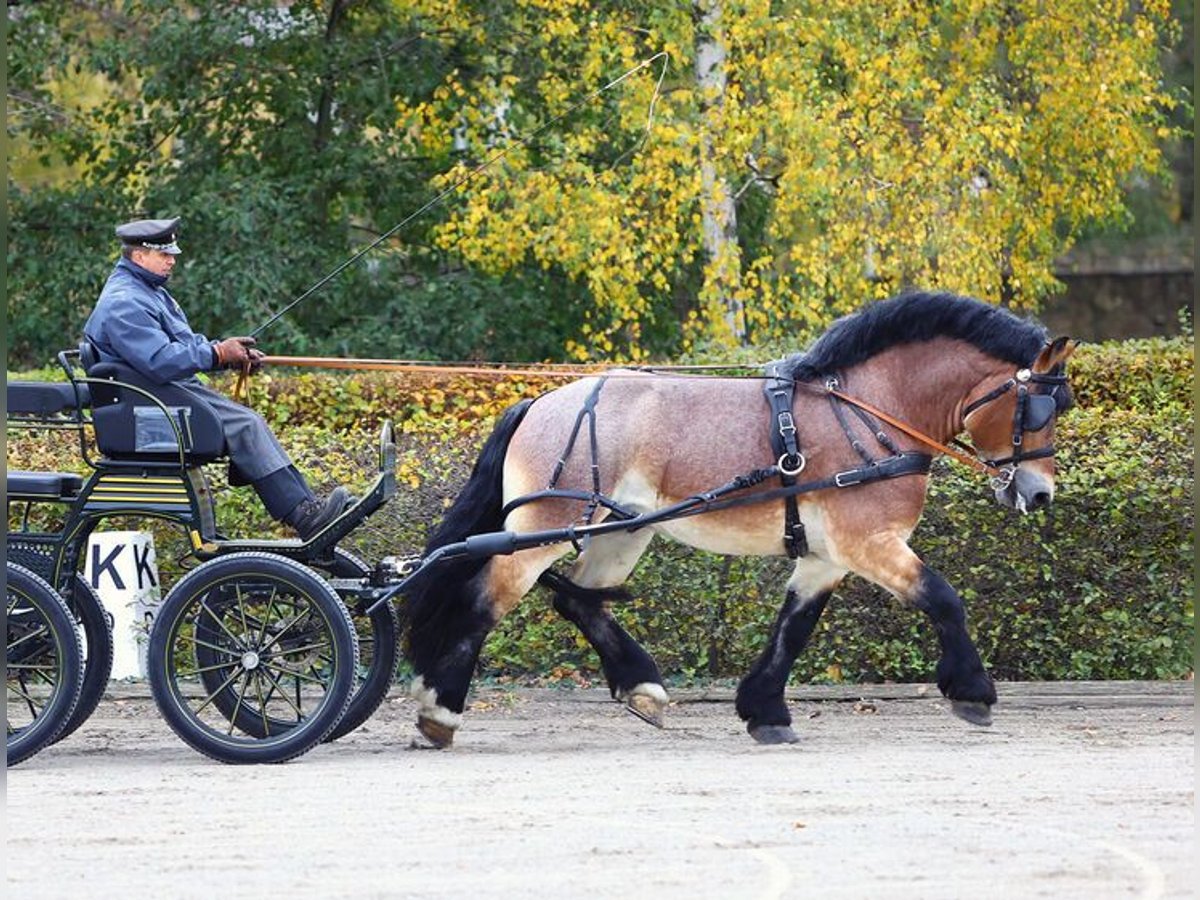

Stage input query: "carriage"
[
  {"left": 6, "top": 347, "right": 403, "bottom": 765},
  {"left": 7, "top": 292, "right": 1075, "bottom": 765}
]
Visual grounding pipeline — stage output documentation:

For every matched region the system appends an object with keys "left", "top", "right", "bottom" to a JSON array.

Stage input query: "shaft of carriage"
[{"left": 364, "top": 450, "right": 931, "bottom": 615}]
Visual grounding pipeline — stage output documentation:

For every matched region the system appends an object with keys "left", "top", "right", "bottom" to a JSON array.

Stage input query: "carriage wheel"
[
  {"left": 315, "top": 548, "right": 399, "bottom": 742},
  {"left": 194, "top": 548, "right": 399, "bottom": 742},
  {"left": 50, "top": 575, "right": 115, "bottom": 745},
  {"left": 147, "top": 553, "right": 357, "bottom": 764},
  {"left": 7, "top": 564, "right": 84, "bottom": 767}
]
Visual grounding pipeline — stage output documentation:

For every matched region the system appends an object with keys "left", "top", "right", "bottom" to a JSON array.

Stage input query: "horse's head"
[{"left": 963, "top": 337, "right": 1077, "bottom": 513}]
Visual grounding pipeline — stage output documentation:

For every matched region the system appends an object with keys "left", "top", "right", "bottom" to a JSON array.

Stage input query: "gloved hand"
[
  {"left": 212, "top": 336, "right": 261, "bottom": 370},
  {"left": 247, "top": 346, "right": 266, "bottom": 373}
]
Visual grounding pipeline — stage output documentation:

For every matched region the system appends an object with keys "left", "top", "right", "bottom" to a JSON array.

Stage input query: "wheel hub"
[{"left": 240, "top": 650, "right": 261, "bottom": 670}]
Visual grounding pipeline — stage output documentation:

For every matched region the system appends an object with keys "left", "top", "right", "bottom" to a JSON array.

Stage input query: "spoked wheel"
[
  {"left": 148, "top": 553, "right": 357, "bottom": 764},
  {"left": 50, "top": 575, "right": 115, "bottom": 744},
  {"left": 7, "top": 564, "right": 84, "bottom": 767},
  {"left": 197, "top": 548, "right": 399, "bottom": 743},
  {"left": 315, "top": 548, "right": 399, "bottom": 742}
]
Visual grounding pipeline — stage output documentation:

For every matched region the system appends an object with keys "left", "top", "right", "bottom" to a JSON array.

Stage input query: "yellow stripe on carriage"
[
  {"left": 98, "top": 476, "right": 185, "bottom": 484},
  {"left": 94, "top": 484, "right": 188, "bottom": 495},
  {"left": 87, "top": 494, "right": 191, "bottom": 504}
]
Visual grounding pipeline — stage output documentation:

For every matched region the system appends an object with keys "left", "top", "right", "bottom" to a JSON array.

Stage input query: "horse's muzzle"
[{"left": 994, "top": 466, "right": 1054, "bottom": 513}]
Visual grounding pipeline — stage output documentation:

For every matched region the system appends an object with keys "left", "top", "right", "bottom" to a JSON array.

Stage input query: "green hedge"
[{"left": 7, "top": 337, "right": 1194, "bottom": 683}]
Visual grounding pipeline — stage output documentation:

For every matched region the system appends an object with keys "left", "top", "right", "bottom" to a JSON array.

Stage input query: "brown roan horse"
[{"left": 404, "top": 291, "right": 1076, "bottom": 747}]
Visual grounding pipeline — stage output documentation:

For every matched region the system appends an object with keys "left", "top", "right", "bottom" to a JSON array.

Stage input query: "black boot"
[{"left": 289, "top": 487, "right": 351, "bottom": 540}]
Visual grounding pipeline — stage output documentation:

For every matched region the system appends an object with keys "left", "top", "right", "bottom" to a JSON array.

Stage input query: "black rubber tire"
[
  {"left": 197, "top": 548, "right": 400, "bottom": 742},
  {"left": 317, "top": 548, "right": 399, "bottom": 742},
  {"left": 7, "top": 564, "right": 84, "bottom": 767},
  {"left": 147, "top": 553, "right": 357, "bottom": 764},
  {"left": 50, "top": 575, "right": 115, "bottom": 744}
]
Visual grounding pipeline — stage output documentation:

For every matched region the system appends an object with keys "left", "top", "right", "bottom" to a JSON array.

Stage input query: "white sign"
[{"left": 85, "top": 531, "right": 162, "bottom": 679}]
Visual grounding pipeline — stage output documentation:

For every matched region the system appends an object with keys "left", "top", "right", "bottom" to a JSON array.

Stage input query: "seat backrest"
[
  {"left": 88, "top": 362, "right": 226, "bottom": 464},
  {"left": 79, "top": 339, "right": 101, "bottom": 374}
]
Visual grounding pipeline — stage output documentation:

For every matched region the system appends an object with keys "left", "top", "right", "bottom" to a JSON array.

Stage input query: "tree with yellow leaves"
[{"left": 403, "top": 0, "right": 1180, "bottom": 358}]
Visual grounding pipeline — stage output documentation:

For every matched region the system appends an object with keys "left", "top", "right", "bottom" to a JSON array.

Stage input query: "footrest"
[{"left": 8, "top": 470, "right": 85, "bottom": 499}]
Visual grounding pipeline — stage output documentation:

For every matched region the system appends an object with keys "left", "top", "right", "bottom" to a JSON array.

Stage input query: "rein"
[
  {"left": 254, "top": 355, "right": 766, "bottom": 378},
  {"left": 822, "top": 385, "right": 997, "bottom": 476}
]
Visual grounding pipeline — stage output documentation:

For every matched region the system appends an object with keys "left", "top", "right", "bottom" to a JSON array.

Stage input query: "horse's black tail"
[{"left": 404, "top": 398, "right": 537, "bottom": 676}]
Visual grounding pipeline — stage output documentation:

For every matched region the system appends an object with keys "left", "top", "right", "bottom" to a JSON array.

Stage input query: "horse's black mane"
[{"left": 781, "top": 291, "right": 1048, "bottom": 382}]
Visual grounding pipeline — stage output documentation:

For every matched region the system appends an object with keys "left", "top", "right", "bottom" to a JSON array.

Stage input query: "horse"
[{"left": 403, "top": 291, "right": 1076, "bottom": 747}]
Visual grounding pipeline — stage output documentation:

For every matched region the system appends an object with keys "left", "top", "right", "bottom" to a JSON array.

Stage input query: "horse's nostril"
[{"left": 1030, "top": 491, "right": 1051, "bottom": 510}]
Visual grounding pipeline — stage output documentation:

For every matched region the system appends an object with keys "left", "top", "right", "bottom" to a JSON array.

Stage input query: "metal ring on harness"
[
  {"left": 778, "top": 452, "right": 806, "bottom": 477},
  {"left": 989, "top": 465, "right": 1016, "bottom": 492}
]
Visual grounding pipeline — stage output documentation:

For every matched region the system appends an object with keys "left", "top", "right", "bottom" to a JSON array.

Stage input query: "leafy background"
[{"left": 7, "top": 0, "right": 1193, "bottom": 364}]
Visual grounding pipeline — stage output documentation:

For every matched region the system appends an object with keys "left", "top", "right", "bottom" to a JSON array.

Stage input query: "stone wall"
[{"left": 1041, "top": 267, "right": 1193, "bottom": 340}]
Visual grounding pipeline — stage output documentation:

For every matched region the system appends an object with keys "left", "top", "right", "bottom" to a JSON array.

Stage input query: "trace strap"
[{"left": 365, "top": 451, "right": 933, "bottom": 615}]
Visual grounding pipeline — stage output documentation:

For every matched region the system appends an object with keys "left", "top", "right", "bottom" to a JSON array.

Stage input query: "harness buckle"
[
  {"left": 989, "top": 465, "right": 1016, "bottom": 491},
  {"left": 778, "top": 452, "right": 806, "bottom": 477},
  {"left": 777, "top": 411, "right": 797, "bottom": 435}
]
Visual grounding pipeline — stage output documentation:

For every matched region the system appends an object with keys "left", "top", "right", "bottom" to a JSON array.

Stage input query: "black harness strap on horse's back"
[
  {"left": 763, "top": 363, "right": 808, "bottom": 559},
  {"left": 547, "top": 375, "right": 609, "bottom": 527}
]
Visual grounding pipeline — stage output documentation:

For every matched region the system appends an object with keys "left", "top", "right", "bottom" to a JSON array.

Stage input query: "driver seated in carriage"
[{"left": 82, "top": 215, "right": 349, "bottom": 540}]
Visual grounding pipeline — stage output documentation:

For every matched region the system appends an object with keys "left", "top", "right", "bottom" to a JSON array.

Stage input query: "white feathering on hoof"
[{"left": 410, "top": 676, "right": 463, "bottom": 728}]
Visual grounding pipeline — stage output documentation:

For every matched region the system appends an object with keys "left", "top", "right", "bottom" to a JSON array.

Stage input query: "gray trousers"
[{"left": 182, "top": 382, "right": 292, "bottom": 484}]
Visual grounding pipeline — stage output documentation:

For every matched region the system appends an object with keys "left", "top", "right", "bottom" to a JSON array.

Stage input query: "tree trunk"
[
  {"left": 694, "top": 0, "right": 745, "bottom": 343},
  {"left": 311, "top": 0, "right": 352, "bottom": 226}
]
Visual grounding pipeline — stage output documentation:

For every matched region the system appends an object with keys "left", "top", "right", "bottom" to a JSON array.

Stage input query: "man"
[{"left": 83, "top": 216, "right": 348, "bottom": 539}]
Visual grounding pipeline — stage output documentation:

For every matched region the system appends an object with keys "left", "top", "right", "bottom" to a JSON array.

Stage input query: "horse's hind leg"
[
  {"left": 736, "top": 557, "right": 846, "bottom": 745},
  {"left": 411, "top": 545, "right": 564, "bottom": 748},
  {"left": 551, "top": 531, "right": 668, "bottom": 726}
]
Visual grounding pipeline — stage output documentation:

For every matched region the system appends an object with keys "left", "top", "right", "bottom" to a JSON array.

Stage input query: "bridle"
[
  {"left": 961, "top": 367, "right": 1070, "bottom": 489},
  {"left": 822, "top": 364, "right": 1069, "bottom": 492}
]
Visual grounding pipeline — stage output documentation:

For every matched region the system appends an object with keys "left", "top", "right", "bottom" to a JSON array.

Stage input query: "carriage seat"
[
  {"left": 81, "top": 344, "right": 226, "bottom": 464},
  {"left": 6, "top": 383, "right": 89, "bottom": 501},
  {"left": 8, "top": 471, "right": 85, "bottom": 500}
]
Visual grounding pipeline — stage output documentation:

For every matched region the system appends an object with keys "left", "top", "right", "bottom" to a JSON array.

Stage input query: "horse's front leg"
[
  {"left": 845, "top": 533, "right": 997, "bottom": 725},
  {"left": 736, "top": 557, "right": 846, "bottom": 744}
]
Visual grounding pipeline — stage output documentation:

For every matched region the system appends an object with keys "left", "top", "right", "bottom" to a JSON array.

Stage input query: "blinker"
[{"left": 1023, "top": 393, "right": 1056, "bottom": 432}]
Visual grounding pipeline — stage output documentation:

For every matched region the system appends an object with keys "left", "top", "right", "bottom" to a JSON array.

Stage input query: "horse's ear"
[{"left": 1033, "top": 336, "right": 1078, "bottom": 372}]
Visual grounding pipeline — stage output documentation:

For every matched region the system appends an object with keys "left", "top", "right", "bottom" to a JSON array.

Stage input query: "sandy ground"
[{"left": 5, "top": 680, "right": 1194, "bottom": 899}]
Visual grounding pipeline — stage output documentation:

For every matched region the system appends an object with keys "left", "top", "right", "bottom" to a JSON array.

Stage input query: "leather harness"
[
  {"left": 763, "top": 363, "right": 809, "bottom": 558},
  {"left": 763, "top": 367, "right": 914, "bottom": 559},
  {"left": 496, "top": 361, "right": 1064, "bottom": 561}
]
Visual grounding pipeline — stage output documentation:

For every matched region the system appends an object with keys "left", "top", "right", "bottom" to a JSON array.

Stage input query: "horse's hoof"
[
  {"left": 416, "top": 716, "right": 457, "bottom": 748},
  {"left": 624, "top": 693, "right": 666, "bottom": 729},
  {"left": 950, "top": 700, "right": 993, "bottom": 727},
  {"left": 748, "top": 723, "right": 800, "bottom": 745}
]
